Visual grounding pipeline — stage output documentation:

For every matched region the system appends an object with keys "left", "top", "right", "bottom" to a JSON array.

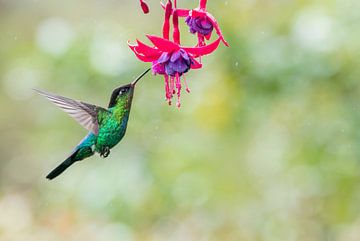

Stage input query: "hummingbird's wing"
[{"left": 34, "top": 89, "right": 107, "bottom": 135}]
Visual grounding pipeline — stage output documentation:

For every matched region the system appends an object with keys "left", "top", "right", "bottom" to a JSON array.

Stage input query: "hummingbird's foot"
[{"left": 101, "top": 147, "right": 110, "bottom": 158}]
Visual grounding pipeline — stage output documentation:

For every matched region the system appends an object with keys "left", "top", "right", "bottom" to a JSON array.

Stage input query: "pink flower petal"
[
  {"left": 128, "top": 42, "right": 138, "bottom": 53},
  {"left": 204, "top": 12, "right": 229, "bottom": 47},
  {"left": 190, "top": 57, "right": 202, "bottom": 69},
  {"left": 190, "top": 9, "right": 206, "bottom": 18},
  {"left": 146, "top": 35, "right": 179, "bottom": 52},
  {"left": 133, "top": 52, "right": 157, "bottom": 62},
  {"left": 128, "top": 44, "right": 158, "bottom": 62},
  {"left": 172, "top": 10, "right": 180, "bottom": 44},
  {"left": 140, "top": 0, "right": 149, "bottom": 14},
  {"left": 160, "top": 5, "right": 190, "bottom": 17},
  {"left": 183, "top": 37, "right": 221, "bottom": 56},
  {"left": 162, "top": 1, "right": 172, "bottom": 39},
  {"left": 175, "top": 8, "right": 190, "bottom": 17},
  {"left": 128, "top": 40, "right": 161, "bottom": 60},
  {"left": 199, "top": 0, "right": 207, "bottom": 10},
  {"left": 205, "top": 32, "right": 212, "bottom": 40},
  {"left": 136, "top": 40, "right": 161, "bottom": 56}
]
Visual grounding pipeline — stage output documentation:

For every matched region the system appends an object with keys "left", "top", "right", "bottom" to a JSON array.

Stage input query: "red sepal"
[{"left": 183, "top": 37, "right": 221, "bottom": 56}]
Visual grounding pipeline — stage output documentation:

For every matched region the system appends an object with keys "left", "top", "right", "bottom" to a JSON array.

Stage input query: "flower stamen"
[{"left": 183, "top": 75, "right": 191, "bottom": 93}]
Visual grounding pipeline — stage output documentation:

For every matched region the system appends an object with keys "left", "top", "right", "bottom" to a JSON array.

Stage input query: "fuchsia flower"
[
  {"left": 133, "top": 0, "right": 228, "bottom": 107},
  {"left": 185, "top": 15, "right": 213, "bottom": 36},
  {"left": 185, "top": 10, "right": 228, "bottom": 47},
  {"left": 161, "top": 0, "right": 229, "bottom": 47},
  {"left": 129, "top": 35, "right": 221, "bottom": 106}
]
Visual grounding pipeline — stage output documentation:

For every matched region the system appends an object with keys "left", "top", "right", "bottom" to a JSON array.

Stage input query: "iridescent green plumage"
[{"left": 35, "top": 69, "right": 150, "bottom": 180}]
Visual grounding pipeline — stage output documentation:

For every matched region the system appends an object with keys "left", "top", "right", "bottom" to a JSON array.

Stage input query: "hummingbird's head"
[
  {"left": 107, "top": 68, "right": 151, "bottom": 108},
  {"left": 108, "top": 83, "right": 134, "bottom": 108}
]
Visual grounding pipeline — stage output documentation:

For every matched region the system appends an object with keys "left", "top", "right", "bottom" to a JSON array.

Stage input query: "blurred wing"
[{"left": 34, "top": 89, "right": 107, "bottom": 135}]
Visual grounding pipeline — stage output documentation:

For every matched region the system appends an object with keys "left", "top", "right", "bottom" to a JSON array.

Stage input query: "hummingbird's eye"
[{"left": 118, "top": 87, "right": 129, "bottom": 96}]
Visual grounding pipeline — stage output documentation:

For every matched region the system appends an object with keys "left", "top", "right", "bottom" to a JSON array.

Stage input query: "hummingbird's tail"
[
  {"left": 46, "top": 154, "right": 78, "bottom": 180},
  {"left": 46, "top": 134, "right": 96, "bottom": 180}
]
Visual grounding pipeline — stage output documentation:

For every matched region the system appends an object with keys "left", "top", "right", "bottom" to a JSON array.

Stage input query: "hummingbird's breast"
[{"left": 95, "top": 110, "right": 129, "bottom": 152}]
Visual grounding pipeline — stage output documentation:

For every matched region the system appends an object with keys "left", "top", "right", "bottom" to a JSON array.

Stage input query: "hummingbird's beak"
[{"left": 131, "top": 68, "right": 151, "bottom": 86}]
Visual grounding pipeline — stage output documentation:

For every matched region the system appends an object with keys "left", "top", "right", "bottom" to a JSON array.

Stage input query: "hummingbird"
[{"left": 35, "top": 68, "right": 151, "bottom": 180}]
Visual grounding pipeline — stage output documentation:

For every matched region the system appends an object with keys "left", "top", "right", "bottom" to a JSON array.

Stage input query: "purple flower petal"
[
  {"left": 180, "top": 49, "right": 189, "bottom": 60},
  {"left": 165, "top": 64, "right": 176, "bottom": 76},
  {"left": 158, "top": 49, "right": 192, "bottom": 76},
  {"left": 158, "top": 52, "right": 170, "bottom": 63},
  {"left": 170, "top": 50, "right": 181, "bottom": 62},
  {"left": 185, "top": 16, "right": 191, "bottom": 24},
  {"left": 152, "top": 61, "right": 165, "bottom": 75},
  {"left": 169, "top": 59, "right": 189, "bottom": 73},
  {"left": 199, "top": 19, "right": 212, "bottom": 30},
  {"left": 186, "top": 16, "right": 213, "bottom": 36}
]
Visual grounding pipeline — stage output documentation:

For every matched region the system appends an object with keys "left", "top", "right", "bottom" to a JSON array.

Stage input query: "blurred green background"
[{"left": 1, "top": 0, "right": 360, "bottom": 240}]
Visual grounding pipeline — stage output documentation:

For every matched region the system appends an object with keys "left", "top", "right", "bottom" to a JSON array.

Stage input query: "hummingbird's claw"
[{"left": 101, "top": 147, "right": 110, "bottom": 158}]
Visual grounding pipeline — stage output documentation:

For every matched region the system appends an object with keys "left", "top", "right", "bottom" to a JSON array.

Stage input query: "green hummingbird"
[{"left": 35, "top": 68, "right": 150, "bottom": 180}]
